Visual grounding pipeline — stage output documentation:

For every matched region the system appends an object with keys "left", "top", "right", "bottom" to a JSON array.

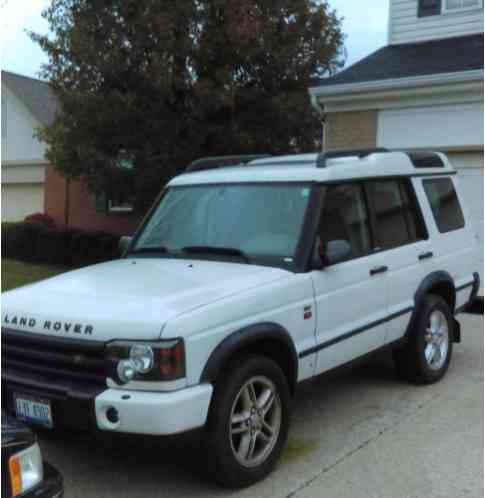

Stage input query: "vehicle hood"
[{"left": 1, "top": 258, "right": 289, "bottom": 342}]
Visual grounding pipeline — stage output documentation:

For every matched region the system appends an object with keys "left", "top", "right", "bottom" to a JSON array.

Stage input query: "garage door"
[
  {"left": 1, "top": 183, "right": 44, "bottom": 222},
  {"left": 447, "top": 152, "right": 483, "bottom": 294}
]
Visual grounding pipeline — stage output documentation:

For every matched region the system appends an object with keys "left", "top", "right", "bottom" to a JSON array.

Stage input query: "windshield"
[{"left": 133, "top": 183, "right": 312, "bottom": 264}]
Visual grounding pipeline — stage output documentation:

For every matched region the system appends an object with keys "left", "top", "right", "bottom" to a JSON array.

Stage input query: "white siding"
[
  {"left": 390, "top": 0, "right": 484, "bottom": 44},
  {"left": 1, "top": 84, "right": 48, "bottom": 222},
  {"left": 377, "top": 102, "right": 484, "bottom": 149},
  {"left": 1, "top": 85, "right": 47, "bottom": 165},
  {"left": 1, "top": 183, "right": 44, "bottom": 222}
]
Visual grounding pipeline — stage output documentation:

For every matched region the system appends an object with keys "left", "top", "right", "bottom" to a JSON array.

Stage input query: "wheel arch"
[
  {"left": 407, "top": 271, "right": 458, "bottom": 341},
  {"left": 200, "top": 322, "right": 299, "bottom": 394},
  {"left": 414, "top": 271, "right": 456, "bottom": 312}
]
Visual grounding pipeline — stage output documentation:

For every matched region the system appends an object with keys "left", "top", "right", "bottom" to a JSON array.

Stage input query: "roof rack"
[
  {"left": 316, "top": 148, "right": 389, "bottom": 168},
  {"left": 185, "top": 155, "right": 271, "bottom": 173}
]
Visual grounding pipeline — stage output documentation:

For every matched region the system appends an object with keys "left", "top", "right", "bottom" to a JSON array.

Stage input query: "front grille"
[{"left": 2, "top": 328, "right": 108, "bottom": 388}]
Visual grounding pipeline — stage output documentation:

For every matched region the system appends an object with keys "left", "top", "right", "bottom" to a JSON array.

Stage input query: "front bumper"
[
  {"left": 2, "top": 371, "right": 213, "bottom": 436},
  {"left": 95, "top": 385, "right": 213, "bottom": 434}
]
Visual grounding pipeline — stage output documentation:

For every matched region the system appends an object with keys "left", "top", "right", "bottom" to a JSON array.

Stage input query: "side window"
[
  {"left": 319, "top": 183, "right": 371, "bottom": 263},
  {"left": 423, "top": 177, "right": 465, "bottom": 233},
  {"left": 418, "top": 0, "right": 442, "bottom": 17},
  {"left": 368, "top": 180, "right": 424, "bottom": 250}
]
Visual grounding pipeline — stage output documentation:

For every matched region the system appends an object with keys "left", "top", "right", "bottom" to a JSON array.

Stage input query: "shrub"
[
  {"left": 34, "top": 226, "right": 63, "bottom": 265},
  {"left": 24, "top": 213, "right": 55, "bottom": 228},
  {"left": 5, "top": 223, "right": 44, "bottom": 262},
  {"left": 2, "top": 222, "right": 121, "bottom": 268}
]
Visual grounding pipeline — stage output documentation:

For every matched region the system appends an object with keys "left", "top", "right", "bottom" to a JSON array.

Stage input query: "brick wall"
[
  {"left": 44, "top": 166, "right": 142, "bottom": 235},
  {"left": 326, "top": 110, "right": 378, "bottom": 151},
  {"left": 44, "top": 165, "right": 68, "bottom": 226}
]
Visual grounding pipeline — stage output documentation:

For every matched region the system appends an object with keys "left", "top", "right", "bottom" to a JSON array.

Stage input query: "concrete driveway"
[{"left": 39, "top": 313, "right": 483, "bottom": 498}]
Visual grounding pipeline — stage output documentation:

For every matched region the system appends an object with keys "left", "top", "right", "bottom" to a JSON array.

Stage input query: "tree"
[{"left": 32, "top": 0, "right": 344, "bottom": 211}]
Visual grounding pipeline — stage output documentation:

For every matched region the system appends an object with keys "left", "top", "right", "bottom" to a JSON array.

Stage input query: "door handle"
[
  {"left": 418, "top": 251, "right": 434, "bottom": 261},
  {"left": 370, "top": 265, "right": 388, "bottom": 276}
]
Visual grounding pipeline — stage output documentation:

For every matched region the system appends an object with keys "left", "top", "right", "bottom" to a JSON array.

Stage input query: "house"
[
  {"left": 1, "top": 70, "right": 141, "bottom": 234},
  {"left": 309, "top": 0, "right": 484, "bottom": 282}
]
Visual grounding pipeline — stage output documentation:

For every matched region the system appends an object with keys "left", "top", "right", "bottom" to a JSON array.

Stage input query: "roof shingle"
[
  {"left": 2, "top": 71, "right": 59, "bottom": 125},
  {"left": 315, "top": 34, "right": 484, "bottom": 88}
]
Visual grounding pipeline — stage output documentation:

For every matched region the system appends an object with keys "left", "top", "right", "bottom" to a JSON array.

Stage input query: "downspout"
[{"left": 311, "top": 95, "right": 328, "bottom": 153}]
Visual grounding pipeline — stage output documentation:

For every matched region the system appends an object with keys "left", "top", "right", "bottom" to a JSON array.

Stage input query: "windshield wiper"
[
  {"left": 181, "top": 246, "right": 250, "bottom": 263},
  {"left": 129, "top": 246, "right": 171, "bottom": 255}
]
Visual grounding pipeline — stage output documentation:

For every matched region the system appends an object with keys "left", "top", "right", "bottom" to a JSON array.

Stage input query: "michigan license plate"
[{"left": 14, "top": 394, "right": 53, "bottom": 428}]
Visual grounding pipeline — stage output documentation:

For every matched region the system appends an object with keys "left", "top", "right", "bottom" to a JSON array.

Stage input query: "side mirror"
[
  {"left": 119, "top": 236, "right": 133, "bottom": 255},
  {"left": 325, "top": 240, "right": 352, "bottom": 266}
]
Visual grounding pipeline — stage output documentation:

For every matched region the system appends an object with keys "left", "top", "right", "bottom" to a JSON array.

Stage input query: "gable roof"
[
  {"left": 1, "top": 70, "right": 59, "bottom": 125},
  {"left": 313, "top": 34, "right": 484, "bottom": 88}
]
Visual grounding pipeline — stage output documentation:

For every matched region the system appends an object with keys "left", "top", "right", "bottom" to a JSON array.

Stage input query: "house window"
[
  {"left": 444, "top": 0, "right": 482, "bottom": 12},
  {"left": 108, "top": 190, "right": 135, "bottom": 213},
  {"left": 418, "top": 0, "right": 443, "bottom": 17},
  {"left": 108, "top": 150, "right": 135, "bottom": 213}
]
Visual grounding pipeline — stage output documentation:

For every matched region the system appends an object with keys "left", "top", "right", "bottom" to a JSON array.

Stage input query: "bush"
[
  {"left": 6, "top": 223, "right": 44, "bottom": 262},
  {"left": 24, "top": 213, "right": 55, "bottom": 228},
  {"left": 2, "top": 222, "right": 121, "bottom": 268}
]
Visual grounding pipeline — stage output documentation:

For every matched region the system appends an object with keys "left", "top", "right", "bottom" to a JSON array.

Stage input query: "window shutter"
[
  {"left": 418, "top": 0, "right": 442, "bottom": 17},
  {"left": 94, "top": 192, "right": 108, "bottom": 213}
]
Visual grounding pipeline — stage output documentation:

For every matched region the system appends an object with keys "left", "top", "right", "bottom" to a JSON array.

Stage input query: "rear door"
[
  {"left": 365, "top": 178, "right": 431, "bottom": 344},
  {"left": 310, "top": 182, "right": 389, "bottom": 375},
  {"left": 420, "top": 175, "right": 478, "bottom": 309}
]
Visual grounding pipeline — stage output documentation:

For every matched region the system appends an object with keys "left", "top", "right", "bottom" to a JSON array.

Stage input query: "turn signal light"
[
  {"left": 8, "top": 443, "right": 43, "bottom": 497},
  {"left": 159, "top": 340, "right": 185, "bottom": 380},
  {"left": 9, "top": 456, "right": 22, "bottom": 496}
]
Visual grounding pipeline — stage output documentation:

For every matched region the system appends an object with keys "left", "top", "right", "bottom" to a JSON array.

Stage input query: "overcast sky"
[{"left": 1, "top": 0, "right": 389, "bottom": 79}]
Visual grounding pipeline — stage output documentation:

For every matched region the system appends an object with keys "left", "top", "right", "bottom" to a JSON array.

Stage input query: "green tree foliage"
[{"left": 32, "top": 0, "right": 344, "bottom": 211}]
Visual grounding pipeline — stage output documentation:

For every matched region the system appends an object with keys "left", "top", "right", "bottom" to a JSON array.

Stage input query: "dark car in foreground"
[{"left": 2, "top": 411, "right": 63, "bottom": 498}]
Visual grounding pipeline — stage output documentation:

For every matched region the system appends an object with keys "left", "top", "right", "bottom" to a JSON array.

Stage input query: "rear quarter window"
[{"left": 422, "top": 177, "right": 465, "bottom": 233}]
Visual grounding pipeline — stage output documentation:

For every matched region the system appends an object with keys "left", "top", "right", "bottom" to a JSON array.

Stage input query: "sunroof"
[{"left": 408, "top": 152, "right": 444, "bottom": 169}]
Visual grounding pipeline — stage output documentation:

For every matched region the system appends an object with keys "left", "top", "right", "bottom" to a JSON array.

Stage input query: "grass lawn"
[{"left": 1, "top": 259, "right": 67, "bottom": 292}]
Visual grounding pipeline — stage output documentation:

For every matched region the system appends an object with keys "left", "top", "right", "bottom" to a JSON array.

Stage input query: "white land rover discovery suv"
[{"left": 2, "top": 149, "right": 481, "bottom": 488}]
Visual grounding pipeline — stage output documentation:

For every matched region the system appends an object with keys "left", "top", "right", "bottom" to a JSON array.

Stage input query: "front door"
[{"left": 310, "top": 182, "right": 389, "bottom": 375}]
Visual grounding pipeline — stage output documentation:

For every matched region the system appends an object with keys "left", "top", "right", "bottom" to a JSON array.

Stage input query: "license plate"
[{"left": 14, "top": 394, "right": 53, "bottom": 428}]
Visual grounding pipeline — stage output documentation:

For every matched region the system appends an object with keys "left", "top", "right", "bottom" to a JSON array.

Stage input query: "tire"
[
  {"left": 394, "top": 294, "right": 454, "bottom": 384},
  {"left": 205, "top": 354, "right": 291, "bottom": 488}
]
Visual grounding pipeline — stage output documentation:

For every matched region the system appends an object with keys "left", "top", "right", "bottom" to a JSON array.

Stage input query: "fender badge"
[{"left": 303, "top": 305, "right": 312, "bottom": 320}]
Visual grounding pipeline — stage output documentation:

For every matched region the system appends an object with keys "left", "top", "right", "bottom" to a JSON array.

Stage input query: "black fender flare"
[
  {"left": 406, "top": 270, "right": 457, "bottom": 339},
  {"left": 200, "top": 322, "right": 298, "bottom": 391}
]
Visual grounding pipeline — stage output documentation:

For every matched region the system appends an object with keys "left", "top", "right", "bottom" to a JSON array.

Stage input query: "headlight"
[
  {"left": 130, "top": 344, "right": 154, "bottom": 373},
  {"left": 9, "top": 443, "right": 43, "bottom": 497},
  {"left": 107, "top": 339, "right": 185, "bottom": 384}
]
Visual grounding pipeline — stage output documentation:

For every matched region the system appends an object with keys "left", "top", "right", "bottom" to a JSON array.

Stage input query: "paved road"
[{"left": 39, "top": 313, "right": 483, "bottom": 498}]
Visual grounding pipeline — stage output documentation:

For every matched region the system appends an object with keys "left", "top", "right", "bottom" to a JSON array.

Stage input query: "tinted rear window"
[
  {"left": 423, "top": 178, "right": 465, "bottom": 233},
  {"left": 367, "top": 180, "right": 427, "bottom": 250}
]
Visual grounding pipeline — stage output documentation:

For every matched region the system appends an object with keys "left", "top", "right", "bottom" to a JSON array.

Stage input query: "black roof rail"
[
  {"left": 407, "top": 151, "right": 444, "bottom": 168},
  {"left": 316, "top": 148, "right": 389, "bottom": 168},
  {"left": 185, "top": 155, "right": 271, "bottom": 173}
]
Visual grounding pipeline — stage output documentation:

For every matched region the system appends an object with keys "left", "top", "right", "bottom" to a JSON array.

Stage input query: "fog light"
[
  {"left": 117, "top": 359, "right": 136, "bottom": 384},
  {"left": 106, "top": 406, "right": 119, "bottom": 424}
]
